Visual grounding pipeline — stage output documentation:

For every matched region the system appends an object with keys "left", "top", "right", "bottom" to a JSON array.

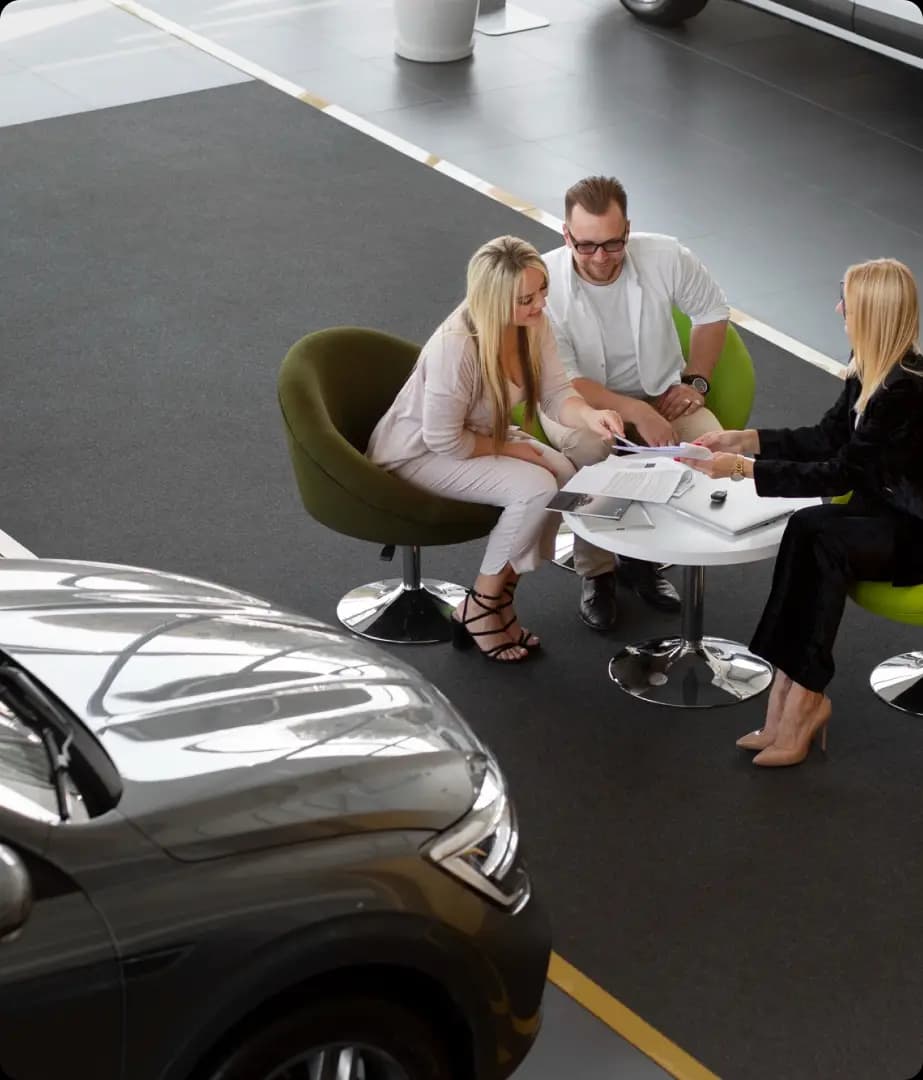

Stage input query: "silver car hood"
[{"left": 0, "top": 560, "right": 486, "bottom": 858}]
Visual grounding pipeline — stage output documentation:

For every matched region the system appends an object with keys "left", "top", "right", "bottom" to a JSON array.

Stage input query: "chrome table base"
[
  {"left": 608, "top": 565, "right": 772, "bottom": 708},
  {"left": 869, "top": 651, "right": 923, "bottom": 716},
  {"left": 609, "top": 636, "right": 772, "bottom": 707}
]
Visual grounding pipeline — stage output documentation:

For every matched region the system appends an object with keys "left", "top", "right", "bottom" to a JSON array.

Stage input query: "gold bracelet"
[{"left": 730, "top": 454, "right": 746, "bottom": 482}]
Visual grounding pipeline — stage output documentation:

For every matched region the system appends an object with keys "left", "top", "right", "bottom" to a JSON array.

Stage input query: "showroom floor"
[
  {"left": 3, "top": 1, "right": 923, "bottom": 1077},
  {"left": 3, "top": 0, "right": 923, "bottom": 362}
]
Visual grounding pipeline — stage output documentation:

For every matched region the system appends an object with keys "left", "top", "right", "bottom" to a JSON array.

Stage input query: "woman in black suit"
[{"left": 682, "top": 258, "right": 922, "bottom": 767}]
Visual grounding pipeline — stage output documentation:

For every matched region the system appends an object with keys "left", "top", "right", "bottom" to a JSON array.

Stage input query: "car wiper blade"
[
  {"left": 36, "top": 726, "right": 74, "bottom": 822},
  {"left": 0, "top": 662, "right": 77, "bottom": 822}
]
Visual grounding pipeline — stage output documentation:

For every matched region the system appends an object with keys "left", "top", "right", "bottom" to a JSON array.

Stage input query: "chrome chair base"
[
  {"left": 337, "top": 578, "right": 467, "bottom": 644},
  {"left": 869, "top": 651, "right": 923, "bottom": 715},
  {"left": 609, "top": 636, "right": 773, "bottom": 708}
]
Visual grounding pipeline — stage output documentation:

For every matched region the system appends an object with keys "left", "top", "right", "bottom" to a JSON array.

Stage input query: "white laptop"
[{"left": 664, "top": 477, "right": 816, "bottom": 537}]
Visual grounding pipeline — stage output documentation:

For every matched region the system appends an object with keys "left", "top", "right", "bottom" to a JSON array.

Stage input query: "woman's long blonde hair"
[
  {"left": 844, "top": 258, "right": 920, "bottom": 414},
  {"left": 464, "top": 236, "right": 548, "bottom": 448}
]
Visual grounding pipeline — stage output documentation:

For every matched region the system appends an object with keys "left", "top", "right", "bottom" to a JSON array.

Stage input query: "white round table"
[{"left": 564, "top": 478, "right": 818, "bottom": 708}]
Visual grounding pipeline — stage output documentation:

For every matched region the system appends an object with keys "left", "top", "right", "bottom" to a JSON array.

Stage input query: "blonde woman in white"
[{"left": 368, "top": 235, "right": 624, "bottom": 663}]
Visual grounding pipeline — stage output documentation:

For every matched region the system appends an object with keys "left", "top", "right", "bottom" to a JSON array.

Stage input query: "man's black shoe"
[
  {"left": 618, "top": 557, "right": 681, "bottom": 613},
  {"left": 579, "top": 571, "right": 618, "bottom": 631}
]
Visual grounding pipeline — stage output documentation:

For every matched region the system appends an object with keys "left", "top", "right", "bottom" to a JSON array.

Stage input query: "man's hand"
[
  {"left": 502, "top": 440, "right": 557, "bottom": 475},
  {"left": 583, "top": 408, "right": 625, "bottom": 440},
  {"left": 655, "top": 383, "right": 706, "bottom": 422},
  {"left": 632, "top": 403, "right": 677, "bottom": 447}
]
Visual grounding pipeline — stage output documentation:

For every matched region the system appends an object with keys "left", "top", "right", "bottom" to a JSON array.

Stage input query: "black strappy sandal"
[
  {"left": 503, "top": 582, "right": 541, "bottom": 650},
  {"left": 451, "top": 589, "right": 529, "bottom": 663}
]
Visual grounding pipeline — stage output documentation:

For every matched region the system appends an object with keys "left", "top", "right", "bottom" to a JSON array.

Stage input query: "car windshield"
[{"left": 0, "top": 702, "right": 87, "bottom": 823}]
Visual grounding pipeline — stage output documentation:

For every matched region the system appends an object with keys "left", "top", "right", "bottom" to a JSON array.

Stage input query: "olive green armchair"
[
  {"left": 515, "top": 312, "right": 756, "bottom": 570},
  {"left": 279, "top": 327, "right": 499, "bottom": 644}
]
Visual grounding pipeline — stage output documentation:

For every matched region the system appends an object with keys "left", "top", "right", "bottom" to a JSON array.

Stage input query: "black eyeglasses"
[
  {"left": 839, "top": 280, "right": 846, "bottom": 318},
  {"left": 566, "top": 227, "right": 629, "bottom": 255}
]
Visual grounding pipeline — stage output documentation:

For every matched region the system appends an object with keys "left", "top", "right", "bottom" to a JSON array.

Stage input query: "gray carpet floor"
[{"left": 3, "top": 82, "right": 922, "bottom": 1079}]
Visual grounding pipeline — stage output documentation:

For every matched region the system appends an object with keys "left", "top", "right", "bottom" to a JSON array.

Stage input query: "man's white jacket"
[{"left": 543, "top": 233, "right": 729, "bottom": 397}]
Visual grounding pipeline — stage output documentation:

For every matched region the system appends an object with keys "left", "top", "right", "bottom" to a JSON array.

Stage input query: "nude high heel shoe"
[
  {"left": 736, "top": 728, "right": 776, "bottom": 751},
  {"left": 737, "top": 672, "right": 791, "bottom": 751},
  {"left": 752, "top": 697, "right": 831, "bottom": 768}
]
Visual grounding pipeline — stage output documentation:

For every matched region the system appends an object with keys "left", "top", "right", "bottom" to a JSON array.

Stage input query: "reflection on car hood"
[{"left": 0, "top": 560, "right": 487, "bottom": 858}]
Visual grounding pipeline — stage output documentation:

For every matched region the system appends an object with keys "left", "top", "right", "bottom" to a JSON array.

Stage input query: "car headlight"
[{"left": 425, "top": 754, "right": 530, "bottom": 912}]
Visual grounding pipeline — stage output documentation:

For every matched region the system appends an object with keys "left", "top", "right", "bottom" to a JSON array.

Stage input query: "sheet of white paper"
[
  {"left": 615, "top": 441, "right": 713, "bottom": 460},
  {"left": 562, "top": 457, "right": 691, "bottom": 503}
]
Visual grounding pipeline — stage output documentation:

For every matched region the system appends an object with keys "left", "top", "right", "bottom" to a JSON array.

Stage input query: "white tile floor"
[
  {"left": 0, "top": 0, "right": 249, "bottom": 121},
  {"left": 0, "top": 65, "right": 85, "bottom": 124}
]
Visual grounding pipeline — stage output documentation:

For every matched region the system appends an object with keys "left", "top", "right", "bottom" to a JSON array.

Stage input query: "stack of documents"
[
  {"left": 611, "top": 434, "right": 713, "bottom": 461},
  {"left": 562, "top": 456, "right": 694, "bottom": 504}
]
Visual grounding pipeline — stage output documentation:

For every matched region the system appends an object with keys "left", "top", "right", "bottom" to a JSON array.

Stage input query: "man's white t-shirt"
[{"left": 577, "top": 274, "right": 645, "bottom": 398}]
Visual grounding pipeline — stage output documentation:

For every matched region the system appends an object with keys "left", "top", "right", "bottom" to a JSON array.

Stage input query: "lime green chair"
[
  {"left": 848, "top": 582, "right": 923, "bottom": 713},
  {"left": 671, "top": 311, "right": 755, "bottom": 431},
  {"left": 832, "top": 492, "right": 923, "bottom": 713},
  {"left": 279, "top": 327, "right": 499, "bottom": 644},
  {"left": 523, "top": 312, "right": 756, "bottom": 570},
  {"left": 509, "top": 402, "right": 548, "bottom": 442}
]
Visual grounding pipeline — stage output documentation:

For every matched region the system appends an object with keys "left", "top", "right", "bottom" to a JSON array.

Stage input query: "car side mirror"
[{"left": 0, "top": 844, "right": 32, "bottom": 941}]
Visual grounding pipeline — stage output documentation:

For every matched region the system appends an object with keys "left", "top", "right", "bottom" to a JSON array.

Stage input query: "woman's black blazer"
[{"left": 753, "top": 351, "right": 923, "bottom": 585}]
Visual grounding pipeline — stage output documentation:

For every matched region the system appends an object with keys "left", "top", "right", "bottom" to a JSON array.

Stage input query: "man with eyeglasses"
[{"left": 541, "top": 175, "right": 730, "bottom": 631}]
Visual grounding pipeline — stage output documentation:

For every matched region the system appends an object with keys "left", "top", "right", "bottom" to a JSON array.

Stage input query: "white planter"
[{"left": 394, "top": 0, "right": 480, "bottom": 62}]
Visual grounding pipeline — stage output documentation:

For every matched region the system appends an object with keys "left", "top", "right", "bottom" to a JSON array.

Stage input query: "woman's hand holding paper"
[
  {"left": 677, "top": 450, "right": 740, "bottom": 478},
  {"left": 694, "top": 429, "right": 761, "bottom": 454}
]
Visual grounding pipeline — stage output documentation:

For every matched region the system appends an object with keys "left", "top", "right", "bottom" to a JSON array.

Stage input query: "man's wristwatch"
[
  {"left": 681, "top": 373, "right": 710, "bottom": 395},
  {"left": 730, "top": 455, "right": 746, "bottom": 482}
]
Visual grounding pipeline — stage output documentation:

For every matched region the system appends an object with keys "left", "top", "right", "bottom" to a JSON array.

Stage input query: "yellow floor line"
[
  {"left": 549, "top": 952, "right": 721, "bottom": 1080},
  {"left": 108, "top": 0, "right": 843, "bottom": 384}
]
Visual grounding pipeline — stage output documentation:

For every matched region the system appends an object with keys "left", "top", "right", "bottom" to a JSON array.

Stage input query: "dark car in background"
[
  {"left": 620, "top": 0, "right": 923, "bottom": 64},
  {"left": 0, "top": 560, "right": 549, "bottom": 1080}
]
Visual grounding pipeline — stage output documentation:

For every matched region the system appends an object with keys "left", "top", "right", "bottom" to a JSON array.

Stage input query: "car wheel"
[
  {"left": 619, "top": 0, "right": 708, "bottom": 26},
  {"left": 207, "top": 996, "right": 458, "bottom": 1080}
]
